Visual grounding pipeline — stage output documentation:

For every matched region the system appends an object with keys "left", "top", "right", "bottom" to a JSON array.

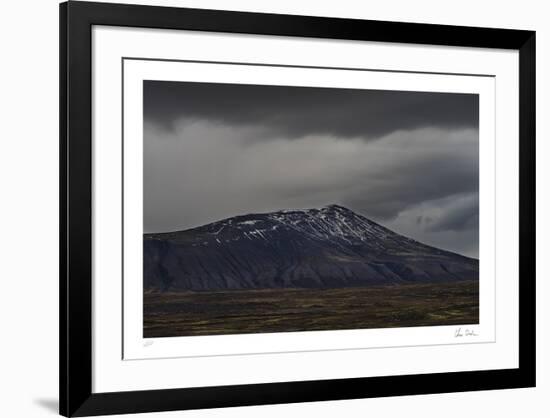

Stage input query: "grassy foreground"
[{"left": 143, "top": 280, "right": 478, "bottom": 338}]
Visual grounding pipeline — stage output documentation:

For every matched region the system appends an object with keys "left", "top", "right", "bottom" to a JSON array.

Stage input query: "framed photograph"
[{"left": 60, "top": 1, "right": 535, "bottom": 416}]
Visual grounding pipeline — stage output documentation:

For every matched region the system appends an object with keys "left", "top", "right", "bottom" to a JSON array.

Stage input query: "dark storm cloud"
[
  {"left": 426, "top": 194, "right": 479, "bottom": 232},
  {"left": 343, "top": 152, "right": 478, "bottom": 221},
  {"left": 144, "top": 81, "right": 479, "bottom": 141},
  {"left": 385, "top": 191, "right": 479, "bottom": 257},
  {"left": 143, "top": 81, "right": 479, "bottom": 258}
]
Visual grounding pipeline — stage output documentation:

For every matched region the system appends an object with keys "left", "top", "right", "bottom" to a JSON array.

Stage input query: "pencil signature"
[{"left": 454, "top": 327, "right": 478, "bottom": 338}]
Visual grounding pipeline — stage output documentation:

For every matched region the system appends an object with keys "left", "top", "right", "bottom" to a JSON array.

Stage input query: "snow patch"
[{"left": 240, "top": 220, "right": 260, "bottom": 226}]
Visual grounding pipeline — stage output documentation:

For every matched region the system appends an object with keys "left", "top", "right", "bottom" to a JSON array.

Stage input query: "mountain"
[{"left": 143, "top": 204, "right": 478, "bottom": 291}]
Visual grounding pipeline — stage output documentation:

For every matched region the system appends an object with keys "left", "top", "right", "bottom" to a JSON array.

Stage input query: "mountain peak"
[
  {"left": 322, "top": 203, "right": 348, "bottom": 210},
  {"left": 274, "top": 203, "right": 351, "bottom": 214},
  {"left": 150, "top": 204, "right": 405, "bottom": 256}
]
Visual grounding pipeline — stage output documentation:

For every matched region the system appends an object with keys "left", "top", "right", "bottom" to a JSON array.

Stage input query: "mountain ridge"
[{"left": 144, "top": 204, "right": 478, "bottom": 291}]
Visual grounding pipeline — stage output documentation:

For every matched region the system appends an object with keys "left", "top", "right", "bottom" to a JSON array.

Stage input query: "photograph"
[
  {"left": 142, "top": 80, "right": 480, "bottom": 338},
  {"left": 54, "top": 2, "right": 537, "bottom": 416}
]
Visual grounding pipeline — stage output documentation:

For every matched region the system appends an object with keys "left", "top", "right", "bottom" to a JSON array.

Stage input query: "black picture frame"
[{"left": 60, "top": 1, "right": 536, "bottom": 416}]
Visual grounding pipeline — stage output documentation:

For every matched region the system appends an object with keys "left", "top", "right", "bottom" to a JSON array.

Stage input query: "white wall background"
[{"left": 0, "top": 0, "right": 547, "bottom": 416}]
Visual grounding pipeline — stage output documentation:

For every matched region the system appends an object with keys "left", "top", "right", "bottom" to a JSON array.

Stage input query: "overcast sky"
[{"left": 143, "top": 81, "right": 479, "bottom": 258}]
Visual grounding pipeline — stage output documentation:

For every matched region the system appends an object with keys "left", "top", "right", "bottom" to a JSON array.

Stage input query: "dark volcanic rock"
[{"left": 144, "top": 205, "right": 478, "bottom": 291}]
